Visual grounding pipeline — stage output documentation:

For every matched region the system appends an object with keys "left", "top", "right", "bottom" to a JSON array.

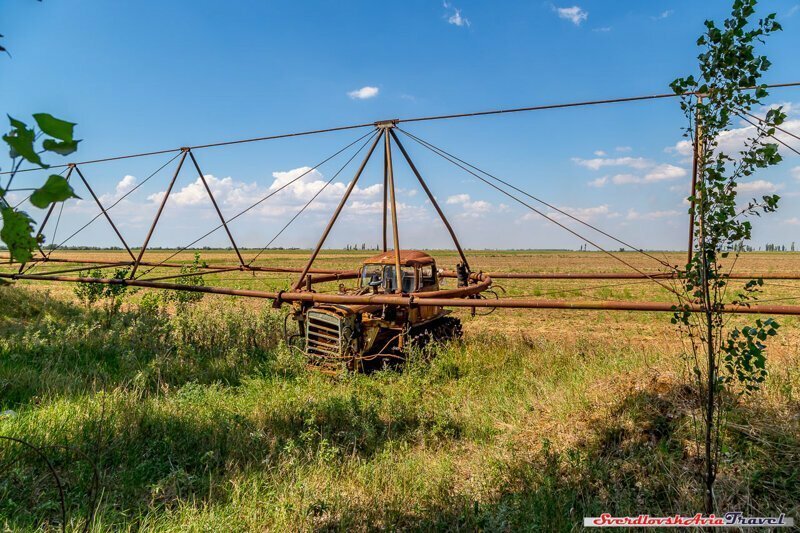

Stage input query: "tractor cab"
[{"left": 359, "top": 250, "right": 439, "bottom": 294}]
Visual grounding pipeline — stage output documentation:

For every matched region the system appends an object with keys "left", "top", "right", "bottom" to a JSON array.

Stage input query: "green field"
[{"left": 1, "top": 250, "right": 799, "bottom": 531}]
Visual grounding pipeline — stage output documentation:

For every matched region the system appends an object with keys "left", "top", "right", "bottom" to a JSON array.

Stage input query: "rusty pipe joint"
[
  {"left": 374, "top": 119, "right": 399, "bottom": 129},
  {"left": 456, "top": 263, "right": 470, "bottom": 287}
]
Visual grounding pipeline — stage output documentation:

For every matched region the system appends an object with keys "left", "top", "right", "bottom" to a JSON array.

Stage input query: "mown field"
[{"left": 1, "top": 249, "right": 799, "bottom": 531}]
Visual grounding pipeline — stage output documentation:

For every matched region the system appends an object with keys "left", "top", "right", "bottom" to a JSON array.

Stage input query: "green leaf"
[
  {"left": 33, "top": 113, "right": 76, "bottom": 142},
  {"left": 8, "top": 116, "right": 29, "bottom": 131},
  {"left": 29, "top": 174, "right": 79, "bottom": 208},
  {"left": 42, "top": 138, "right": 80, "bottom": 156},
  {"left": 0, "top": 206, "right": 37, "bottom": 262},
  {"left": 3, "top": 115, "right": 47, "bottom": 168}
]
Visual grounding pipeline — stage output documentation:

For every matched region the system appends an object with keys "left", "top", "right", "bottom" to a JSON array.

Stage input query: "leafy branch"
[
  {"left": 669, "top": 0, "right": 785, "bottom": 514},
  {"left": 1, "top": 111, "right": 82, "bottom": 262}
]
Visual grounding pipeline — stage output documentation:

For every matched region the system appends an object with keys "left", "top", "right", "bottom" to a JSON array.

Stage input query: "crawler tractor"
[{"left": 290, "top": 251, "right": 463, "bottom": 372}]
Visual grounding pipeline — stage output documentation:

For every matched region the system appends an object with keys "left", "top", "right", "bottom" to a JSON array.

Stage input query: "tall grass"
[{"left": 0, "top": 286, "right": 798, "bottom": 531}]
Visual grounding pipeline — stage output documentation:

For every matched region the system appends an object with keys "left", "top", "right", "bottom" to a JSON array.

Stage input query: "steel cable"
[
  {"left": 397, "top": 129, "right": 683, "bottom": 297},
  {"left": 734, "top": 114, "right": 800, "bottom": 157},
  {"left": 247, "top": 130, "right": 380, "bottom": 266},
  {"left": 43, "top": 152, "right": 184, "bottom": 257},
  {"left": 738, "top": 108, "right": 800, "bottom": 143},
  {"left": 396, "top": 127, "right": 678, "bottom": 272},
  {"left": 134, "top": 129, "right": 377, "bottom": 279},
  {"left": 3, "top": 82, "right": 798, "bottom": 177}
]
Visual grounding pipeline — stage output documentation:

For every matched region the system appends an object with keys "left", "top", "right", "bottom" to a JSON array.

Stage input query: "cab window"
[
  {"left": 384, "top": 265, "right": 416, "bottom": 293},
  {"left": 361, "top": 265, "right": 383, "bottom": 288},
  {"left": 361, "top": 264, "right": 416, "bottom": 293},
  {"left": 420, "top": 264, "right": 437, "bottom": 288}
]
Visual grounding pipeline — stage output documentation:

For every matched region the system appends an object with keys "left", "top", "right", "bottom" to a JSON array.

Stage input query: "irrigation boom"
[{"left": 3, "top": 83, "right": 800, "bottom": 368}]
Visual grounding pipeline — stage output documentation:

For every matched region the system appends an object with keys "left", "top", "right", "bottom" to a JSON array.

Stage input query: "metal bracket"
[
  {"left": 374, "top": 119, "right": 399, "bottom": 129},
  {"left": 272, "top": 290, "right": 285, "bottom": 309}
]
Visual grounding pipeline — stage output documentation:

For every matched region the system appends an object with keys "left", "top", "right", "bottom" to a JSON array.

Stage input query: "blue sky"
[{"left": 2, "top": 0, "right": 800, "bottom": 252}]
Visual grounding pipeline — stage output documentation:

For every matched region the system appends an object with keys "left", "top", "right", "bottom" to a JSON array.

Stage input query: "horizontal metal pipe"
[
  {"left": 3, "top": 82, "right": 798, "bottom": 177},
  {"left": 0, "top": 256, "right": 345, "bottom": 274},
  {"left": 308, "top": 271, "right": 492, "bottom": 298},
  {"left": 4, "top": 272, "right": 800, "bottom": 315},
  {"left": 140, "top": 266, "right": 244, "bottom": 282},
  {"left": 20, "top": 262, "right": 134, "bottom": 277},
  {"left": 7, "top": 257, "right": 800, "bottom": 281},
  {"left": 307, "top": 271, "right": 360, "bottom": 283},
  {"left": 441, "top": 271, "right": 800, "bottom": 280}
]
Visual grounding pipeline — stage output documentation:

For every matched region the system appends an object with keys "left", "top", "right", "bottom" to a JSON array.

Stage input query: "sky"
[{"left": 2, "top": 0, "right": 800, "bottom": 253}]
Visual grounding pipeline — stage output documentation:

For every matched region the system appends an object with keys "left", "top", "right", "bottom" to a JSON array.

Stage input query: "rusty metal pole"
[
  {"left": 10, "top": 270, "right": 800, "bottom": 316},
  {"left": 187, "top": 150, "right": 246, "bottom": 266},
  {"left": 73, "top": 166, "right": 137, "bottom": 261},
  {"left": 292, "top": 130, "right": 383, "bottom": 290},
  {"left": 383, "top": 127, "right": 403, "bottom": 293},
  {"left": 687, "top": 95, "right": 703, "bottom": 267},
  {"left": 130, "top": 149, "right": 188, "bottom": 278},
  {"left": 382, "top": 134, "right": 389, "bottom": 253},
  {"left": 389, "top": 129, "right": 470, "bottom": 271}
]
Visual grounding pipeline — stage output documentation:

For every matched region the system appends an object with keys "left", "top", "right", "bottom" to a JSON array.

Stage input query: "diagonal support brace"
[
  {"left": 130, "top": 149, "right": 189, "bottom": 278},
  {"left": 389, "top": 129, "right": 470, "bottom": 272},
  {"left": 74, "top": 165, "right": 137, "bottom": 261},
  {"left": 31, "top": 165, "right": 75, "bottom": 262},
  {"left": 187, "top": 150, "right": 245, "bottom": 266},
  {"left": 292, "top": 130, "right": 383, "bottom": 291}
]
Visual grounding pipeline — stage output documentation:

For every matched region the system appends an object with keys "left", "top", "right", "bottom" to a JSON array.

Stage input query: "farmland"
[{"left": 1, "top": 249, "right": 799, "bottom": 531}]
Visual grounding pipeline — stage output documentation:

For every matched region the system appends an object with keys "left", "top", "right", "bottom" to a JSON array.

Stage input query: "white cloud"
[
  {"left": 606, "top": 166, "right": 686, "bottom": 185},
  {"left": 667, "top": 139, "right": 694, "bottom": 158},
  {"left": 784, "top": 217, "right": 800, "bottom": 226},
  {"left": 115, "top": 175, "right": 137, "bottom": 196},
  {"left": 148, "top": 175, "right": 243, "bottom": 207},
  {"left": 448, "top": 8, "right": 469, "bottom": 27},
  {"left": 446, "top": 194, "right": 471, "bottom": 205},
  {"left": 611, "top": 173, "right": 640, "bottom": 185},
  {"left": 788, "top": 5, "right": 799, "bottom": 17},
  {"left": 625, "top": 209, "right": 681, "bottom": 221},
  {"left": 666, "top": 102, "right": 800, "bottom": 161},
  {"left": 572, "top": 156, "right": 652, "bottom": 171},
  {"left": 144, "top": 166, "right": 384, "bottom": 221},
  {"left": 643, "top": 164, "right": 686, "bottom": 182},
  {"left": 616, "top": 146, "right": 632, "bottom": 153},
  {"left": 464, "top": 199, "right": 492, "bottom": 212},
  {"left": 343, "top": 200, "right": 423, "bottom": 220},
  {"left": 446, "top": 193, "right": 492, "bottom": 218},
  {"left": 269, "top": 166, "right": 323, "bottom": 191},
  {"left": 555, "top": 6, "right": 588, "bottom": 26},
  {"left": 792, "top": 166, "right": 800, "bottom": 180},
  {"left": 762, "top": 102, "right": 798, "bottom": 116},
  {"left": 347, "top": 86, "right": 379, "bottom": 100},
  {"left": 575, "top": 151, "right": 687, "bottom": 186},
  {"left": 652, "top": 10, "right": 673, "bottom": 20},
  {"left": 561, "top": 204, "right": 611, "bottom": 220},
  {"left": 725, "top": 118, "right": 800, "bottom": 155},
  {"left": 443, "top": 1, "right": 470, "bottom": 27},
  {"left": 524, "top": 204, "right": 613, "bottom": 222},
  {"left": 96, "top": 175, "right": 140, "bottom": 205},
  {"left": 593, "top": 150, "right": 606, "bottom": 156},
  {"left": 738, "top": 180, "right": 780, "bottom": 193}
]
